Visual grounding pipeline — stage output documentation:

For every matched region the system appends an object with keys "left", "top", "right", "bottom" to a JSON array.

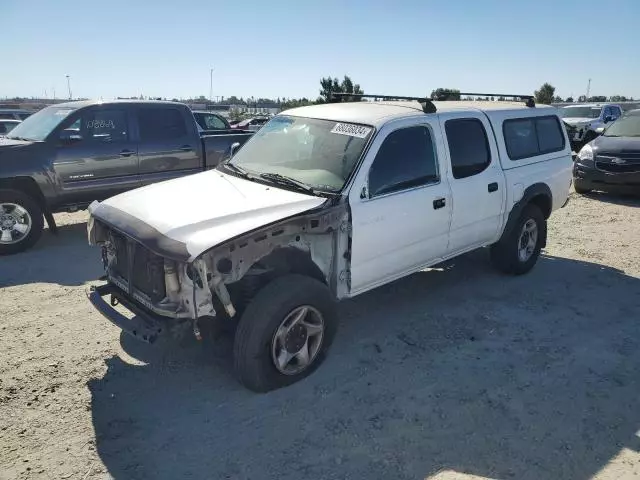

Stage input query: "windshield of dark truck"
[
  {"left": 227, "top": 115, "right": 373, "bottom": 192},
  {"left": 6, "top": 106, "right": 76, "bottom": 141}
]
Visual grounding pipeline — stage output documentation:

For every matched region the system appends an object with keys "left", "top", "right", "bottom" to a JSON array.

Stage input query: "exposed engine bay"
[{"left": 87, "top": 202, "right": 351, "bottom": 340}]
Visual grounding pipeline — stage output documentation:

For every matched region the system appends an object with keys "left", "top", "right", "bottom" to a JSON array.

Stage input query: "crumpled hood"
[
  {"left": 90, "top": 169, "right": 326, "bottom": 261},
  {"left": 562, "top": 117, "right": 594, "bottom": 126}
]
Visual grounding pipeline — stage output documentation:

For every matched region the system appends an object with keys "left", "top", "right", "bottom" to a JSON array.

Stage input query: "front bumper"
[
  {"left": 88, "top": 283, "right": 168, "bottom": 343},
  {"left": 573, "top": 162, "right": 640, "bottom": 194}
]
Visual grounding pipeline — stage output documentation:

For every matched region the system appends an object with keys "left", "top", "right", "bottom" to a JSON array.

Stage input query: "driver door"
[{"left": 348, "top": 118, "right": 452, "bottom": 295}]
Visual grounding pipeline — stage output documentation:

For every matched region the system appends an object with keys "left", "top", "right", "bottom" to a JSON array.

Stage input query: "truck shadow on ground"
[
  {"left": 0, "top": 221, "right": 102, "bottom": 288},
  {"left": 88, "top": 251, "right": 640, "bottom": 480}
]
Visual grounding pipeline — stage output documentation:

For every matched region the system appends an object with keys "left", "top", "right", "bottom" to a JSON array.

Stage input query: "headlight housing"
[{"left": 576, "top": 144, "right": 594, "bottom": 166}]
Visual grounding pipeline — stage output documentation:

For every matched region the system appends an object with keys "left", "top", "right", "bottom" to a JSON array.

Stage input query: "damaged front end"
[{"left": 86, "top": 200, "right": 351, "bottom": 344}]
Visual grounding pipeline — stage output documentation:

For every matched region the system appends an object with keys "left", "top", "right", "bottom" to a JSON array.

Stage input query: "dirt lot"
[{"left": 1, "top": 190, "right": 639, "bottom": 480}]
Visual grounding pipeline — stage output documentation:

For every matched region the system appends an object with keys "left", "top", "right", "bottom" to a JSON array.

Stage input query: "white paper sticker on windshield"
[{"left": 330, "top": 123, "right": 372, "bottom": 138}]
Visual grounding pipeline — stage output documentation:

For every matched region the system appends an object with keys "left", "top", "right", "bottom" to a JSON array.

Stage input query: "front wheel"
[
  {"left": 233, "top": 274, "right": 338, "bottom": 392},
  {"left": 491, "top": 204, "right": 545, "bottom": 275},
  {"left": 0, "top": 189, "right": 44, "bottom": 255}
]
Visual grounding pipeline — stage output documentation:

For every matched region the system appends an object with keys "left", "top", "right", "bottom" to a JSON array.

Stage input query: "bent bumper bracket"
[{"left": 87, "top": 284, "right": 165, "bottom": 344}]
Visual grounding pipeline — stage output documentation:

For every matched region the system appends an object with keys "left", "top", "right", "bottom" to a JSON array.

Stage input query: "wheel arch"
[
  {"left": 501, "top": 182, "right": 552, "bottom": 247},
  {"left": 0, "top": 177, "right": 46, "bottom": 208}
]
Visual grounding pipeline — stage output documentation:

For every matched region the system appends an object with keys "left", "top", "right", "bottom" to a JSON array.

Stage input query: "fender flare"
[{"left": 500, "top": 183, "right": 552, "bottom": 248}]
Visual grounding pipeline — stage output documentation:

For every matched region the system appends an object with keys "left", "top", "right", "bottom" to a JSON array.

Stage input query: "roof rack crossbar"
[
  {"left": 457, "top": 92, "right": 534, "bottom": 100},
  {"left": 329, "top": 93, "right": 436, "bottom": 113},
  {"left": 329, "top": 92, "right": 536, "bottom": 112}
]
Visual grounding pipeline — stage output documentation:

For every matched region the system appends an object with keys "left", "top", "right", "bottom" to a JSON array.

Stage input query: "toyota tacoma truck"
[
  {"left": 86, "top": 94, "right": 572, "bottom": 392},
  {"left": 0, "top": 100, "right": 253, "bottom": 254}
]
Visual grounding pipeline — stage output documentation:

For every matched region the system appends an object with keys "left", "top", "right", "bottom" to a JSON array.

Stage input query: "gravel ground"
[{"left": 1, "top": 190, "right": 639, "bottom": 480}]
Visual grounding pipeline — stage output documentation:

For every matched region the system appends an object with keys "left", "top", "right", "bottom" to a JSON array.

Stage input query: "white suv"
[{"left": 87, "top": 95, "right": 573, "bottom": 392}]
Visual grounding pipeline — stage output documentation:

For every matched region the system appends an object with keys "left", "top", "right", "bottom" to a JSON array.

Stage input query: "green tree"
[
  {"left": 565, "top": 96, "right": 574, "bottom": 103},
  {"left": 588, "top": 96, "right": 607, "bottom": 102},
  {"left": 319, "top": 75, "right": 364, "bottom": 102},
  {"left": 577, "top": 95, "right": 587, "bottom": 102},
  {"left": 553, "top": 96, "right": 563, "bottom": 103},
  {"left": 430, "top": 88, "right": 461, "bottom": 100},
  {"left": 609, "top": 95, "right": 628, "bottom": 102},
  {"left": 534, "top": 83, "right": 555, "bottom": 105}
]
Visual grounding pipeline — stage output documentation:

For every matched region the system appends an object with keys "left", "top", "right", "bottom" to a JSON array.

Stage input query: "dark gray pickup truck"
[{"left": 0, "top": 100, "right": 253, "bottom": 254}]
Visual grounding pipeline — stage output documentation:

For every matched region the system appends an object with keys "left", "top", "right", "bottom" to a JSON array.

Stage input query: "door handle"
[
  {"left": 119, "top": 150, "right": 135, "bottom": 157},
  {"left": 488, "top": 182, "right": 499, "bottom": 193},
  {"left": 179, "top": 145, "right": 193, "bottom": 151},
  {"left": 433, "top": 198, "right": 446, "bottom": 209}
]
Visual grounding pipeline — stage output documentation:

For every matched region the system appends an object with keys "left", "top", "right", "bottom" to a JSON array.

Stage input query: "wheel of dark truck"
[
  {"left": 490, "top": 204, "right": 545, "bottom": 275},
  {"left": 0, "top": 189, "right": 44, "bottom": 255},
  {"left": 233, "top": 274, "right": 338, "bottom": 393}
]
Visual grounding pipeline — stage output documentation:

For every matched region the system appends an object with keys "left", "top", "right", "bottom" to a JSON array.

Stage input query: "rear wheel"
[
  {"left": 0, "top": 189, "right": 44, "bottom": 255},
  {"left": 491, "top": 204, "right": 545, "bottom": 275},
  {"left": 233, "top": 274, "right": 337, "bottom": 392}
]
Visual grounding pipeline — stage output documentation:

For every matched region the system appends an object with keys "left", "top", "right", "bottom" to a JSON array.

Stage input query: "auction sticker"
[{"left": 330, "top": 123, "right": 372, "bottom": 138}]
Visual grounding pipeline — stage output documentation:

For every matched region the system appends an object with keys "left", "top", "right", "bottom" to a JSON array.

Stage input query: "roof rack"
[{"left": 330, "top": 92, "right": 535, "bottom": 113}]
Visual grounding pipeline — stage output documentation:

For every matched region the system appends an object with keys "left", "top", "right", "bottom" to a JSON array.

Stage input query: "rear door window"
[
  {"left": 445, "top": 118, "right": 491, "bottom": 179},
  {"left": 138, "top": 108, "right": 188, "bottom": 141},
  {"left": 503, "top": 115, "right": 565, "bottom": 160}
]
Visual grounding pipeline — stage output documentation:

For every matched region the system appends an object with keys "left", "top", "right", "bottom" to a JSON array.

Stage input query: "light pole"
[
  {"left": 66, "top": 75, "right": 72, "bottom": 100},
  {"left": 209, "top": 68, "right": 213, "bottom": 104}
]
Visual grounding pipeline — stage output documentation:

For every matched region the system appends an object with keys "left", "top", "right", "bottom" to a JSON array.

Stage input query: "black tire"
[
  {"left": 0, "top": 189, "right": 44, "bottom": 255},
  {"left": 490, "top": 204, "right": 545, "bottom": 275},
  {"left": 573, "top": 179, "right": 592, "bottom": 194},
  {"left": 233, "top": 274, "right": 338, "bottom": 393}
]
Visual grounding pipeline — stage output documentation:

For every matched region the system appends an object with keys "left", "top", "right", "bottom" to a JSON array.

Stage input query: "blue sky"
[{"left": 4, "top": 0, "right": 640, "bottom": 101}]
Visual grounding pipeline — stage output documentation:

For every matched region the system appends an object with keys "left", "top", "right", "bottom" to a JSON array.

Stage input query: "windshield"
[
  {"left": 559, "top": 106, "right": 601, "bottom": 119},
  {"left": 6, "top": 106, "right": 76, "bottom": 141},
  {"left": 226, "top": 115, "right": 373, "bottom": 193},
  {"left": 603, "top": 116, "right": 640, "bottom": 137}
]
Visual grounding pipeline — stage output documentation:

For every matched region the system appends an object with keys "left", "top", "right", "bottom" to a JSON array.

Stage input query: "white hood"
[{"left": 95, "top": 169, "right": 326, "bottom": 260}]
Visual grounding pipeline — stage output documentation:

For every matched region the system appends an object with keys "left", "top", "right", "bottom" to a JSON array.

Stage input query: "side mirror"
[
  {"left": 603, "top": 115, "right": 613, "bottom": 123},
  {"left": 59, "top": 129, "right": 82, "bottom": 144},
  {"left": 229, "top": 142, "right": 241, "bottom": 157}
]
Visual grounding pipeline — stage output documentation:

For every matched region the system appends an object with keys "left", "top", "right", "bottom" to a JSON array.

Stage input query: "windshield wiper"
[
  {"left": 221, "top": 162, "right": 251, "bottom": 178},
  {"left": 258, "top": 172, "right": 316, "bottom": 195}
]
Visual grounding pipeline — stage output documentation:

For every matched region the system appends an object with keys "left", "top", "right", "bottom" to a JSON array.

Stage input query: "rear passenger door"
[
  {"left": 439, "top": 112, "right": 505, "bottom": 255},
  {"left": 137, "top": 106, "right": 201, "bottom": 185}
]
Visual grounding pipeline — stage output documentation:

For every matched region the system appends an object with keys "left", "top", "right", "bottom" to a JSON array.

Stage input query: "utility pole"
[
  {"left": 585, "top": 78, "right": 591, "bottom": 101},
  {"left": 209, "top": 68, "right": 213, "bottom": 103},
  {"left": 66, "top": 75, "right": 72, "bottom": 100}
]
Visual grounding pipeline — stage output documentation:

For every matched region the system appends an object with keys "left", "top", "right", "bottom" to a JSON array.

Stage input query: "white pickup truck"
[{"left": 87, "top": 95, "right": 573, "bottom": 392}]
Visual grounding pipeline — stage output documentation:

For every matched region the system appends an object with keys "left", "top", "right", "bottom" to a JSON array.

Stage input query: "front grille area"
[
  {"left": 596, "top": 161, "right": 640, "bottom": 173},
  {"left": 596, "top": 151, "right": 640, "bottom": 173},
  {"left": 110, "top": 230, "right": 166, "bottom": 303}
]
